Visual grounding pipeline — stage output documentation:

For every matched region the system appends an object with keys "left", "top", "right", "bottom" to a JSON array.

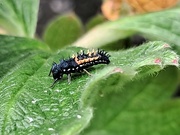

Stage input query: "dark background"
[{"left": 37, "top": 0, "right": 102, "bottom": 36}]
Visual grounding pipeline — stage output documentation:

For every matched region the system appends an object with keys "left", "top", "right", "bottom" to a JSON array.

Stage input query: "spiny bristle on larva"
[
  {"left": 80, "top": 50, "right": 83, "bottom": 54},
  {"left": 90, "top": 49, "right": 97, "bottom": 56},
  {"left": 72, "top": 49, "right": 110, "bottom": 63},
  {"left": 72, "top": 54, "right": 75, "bottom": 58},
  {"left": 88, "top": 52, "right": 92, "bottom": 56}
]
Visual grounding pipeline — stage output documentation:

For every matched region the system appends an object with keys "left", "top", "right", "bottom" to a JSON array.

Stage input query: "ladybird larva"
[{"left": 49, "top": 49, "right": 110, "bottom": 87}]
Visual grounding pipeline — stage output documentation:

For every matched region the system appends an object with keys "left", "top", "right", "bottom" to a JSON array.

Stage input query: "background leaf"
[
  {"left": 43, "top": 13, "right": 83, "bottom": 51},
  {"left": 0, "top": 0, "right": 39, "bottom": 37},
  {"left": 73, "top": 8, "right": 180, "bottom": 48},
  {"left": 85, "top": 14, "right": 106, "bottom": 31},
  {"left": 0, "top": 37, "right": 179, "bottom": 135}
]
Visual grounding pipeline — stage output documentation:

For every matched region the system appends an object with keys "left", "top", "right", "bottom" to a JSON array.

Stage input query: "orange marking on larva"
[
  {"left": 81, "top": 59, "right": 85, "bottom": 63},
  {"left": 84, "top": 58, "right": 90, "bottom": 62},
  {"left": 74, "top": 50, "right": 105, "bottom": 65},
  {"left": 74, "top": 56, "right": 81, "bottom": 64},
  {"left": 89, "top": 58, "right": 94, "bottom": 61},
  {"left": 88, "top": 52, "right": 92, "bottom": 56},
  {"left": 90, "top": 56, "right": 99, "bottom": 61},
  {"left": 78, "top": 59, "right": 87, "bottom": 64},
  {"left": 94, "top": 56, "right": 99, "bottom": 60},
  {"left": 78, "top": 60, "right": 83, "bottom": 64}
]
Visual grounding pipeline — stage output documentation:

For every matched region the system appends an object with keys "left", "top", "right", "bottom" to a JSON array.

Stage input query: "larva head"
[{"left": 49, "top": 62, "right": 63, "bottom": 80}]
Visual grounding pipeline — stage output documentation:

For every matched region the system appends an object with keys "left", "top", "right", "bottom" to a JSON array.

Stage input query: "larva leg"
[
  {"left": 50, "top": 78, "right": 59, "bottom": 88},
  {"left": 67, "top": 74, "right": 71, "bottom": 84},
  {"left": 83, "top": 69, "right": 92, "bottom": 76}
]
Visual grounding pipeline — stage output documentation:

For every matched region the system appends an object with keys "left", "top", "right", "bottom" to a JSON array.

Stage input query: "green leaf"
[
  {"left": 82, "top": 67, "right": 180, "bottom": 135},
  {"left": 0, "top": 0, "right": 39, "bottom": 37},
  {"left": 43, "top": 13, "right": 83, "bottom": 51},
  {"left": 73, "top": 8, "right": 180, "bottom": 48},
  {"left": 0, "top": 38, "right": 179, "bottom": 135},
  {"left": 0, "top": 35, "right": 49, "bottom": 78}
]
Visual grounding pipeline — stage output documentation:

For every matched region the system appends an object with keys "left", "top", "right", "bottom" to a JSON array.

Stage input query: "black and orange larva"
[{"left": 49, "top": 49, "right": 110, "bottom": 87}]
